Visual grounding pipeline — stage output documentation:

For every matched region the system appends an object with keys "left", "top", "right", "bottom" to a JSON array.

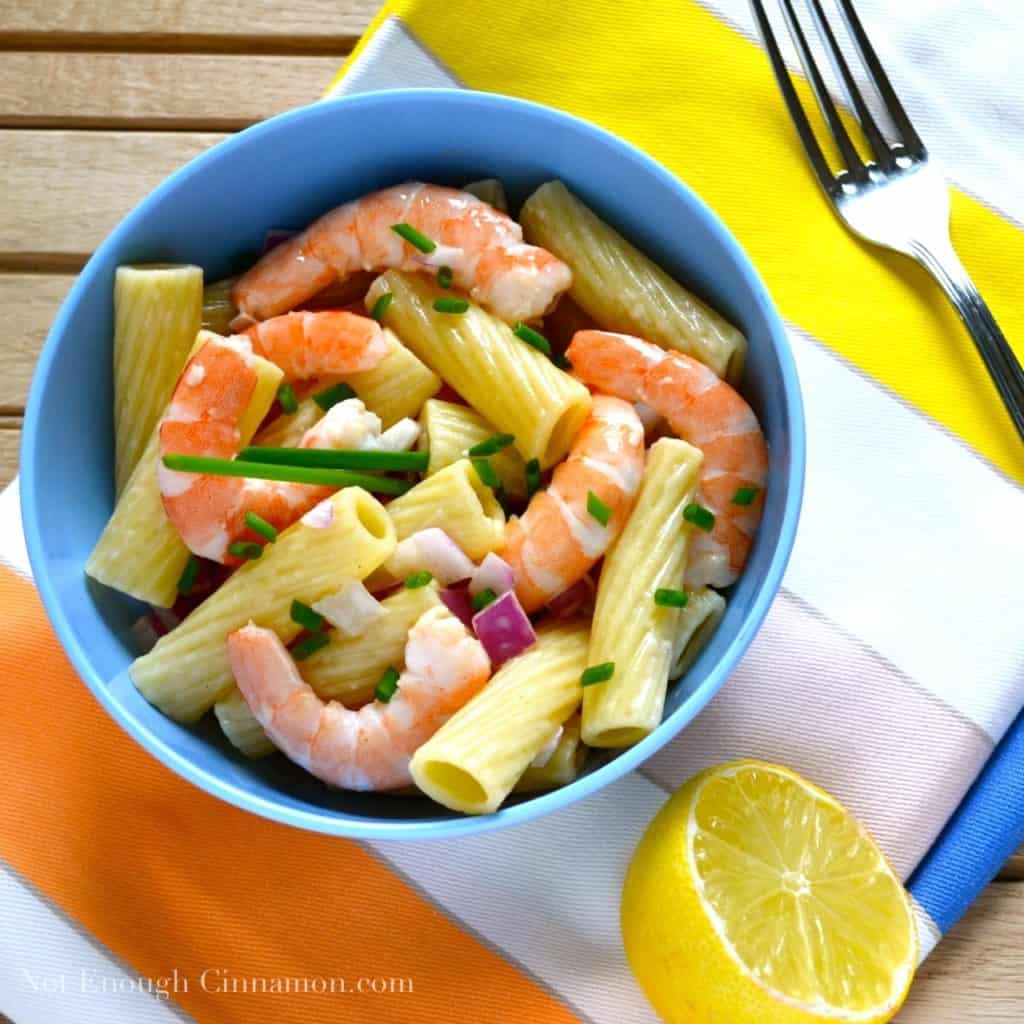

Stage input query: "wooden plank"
[
  {"left": 0, "top": 130, "right": 228, "bottom": 262},
  {"left": 0, "top": 0, "right": 378, "bottom": 53},
  {"left": 898, "top": 882, "right": 1024, "bottom": 1022},
  {"left": 0, "top": 53, "right": 341, "bottom": 130},
  {"left": 0, "top": 416, "right": 21, "bottom": 487},
  {"left": 0, "top": 274, "right": 75, "bottom": 411},
  {"left": 1002, "top": 848, "right": 1024, "bottom": 881}
]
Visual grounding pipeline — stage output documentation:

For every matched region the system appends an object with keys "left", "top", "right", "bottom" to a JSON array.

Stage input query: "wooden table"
[{"left": 0, "top": 2, "right": 1020, "bottom": 1020}]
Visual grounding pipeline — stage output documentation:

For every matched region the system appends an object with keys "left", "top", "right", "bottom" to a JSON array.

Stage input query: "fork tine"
[
  {"left": 836, "top": 0, "right": 925, "bottom": 157},
  {"left": 750, "top": 0, "right": 836, "bottom": 193},
  {"left": 806, "top": 0, "right": 893, "bottom": 168},
  {"left": 778, "top": 0, "right": 864, "bottom": 177}
]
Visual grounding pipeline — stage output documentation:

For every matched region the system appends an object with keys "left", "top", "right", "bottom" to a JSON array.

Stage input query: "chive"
[
  {"left": 390, "top": 223, "right": 436, "bottom": 254},
  {"left": 472, "top": 458, "right": 501, "bottom": 489},
  {"left": 161, "top": 455, "right": 412, "bottom": 495},
  {"left": 290, "top": 599, "right": 325, "bottom": 633},
  {"left": 471, "top": 587, "right": 497, "bottom": 611},
  {"left": 433, "top": 297, "right": 469, "bottom": 314},
  {"left": 405, "top": 571, "right": 433, "bottom": 589},
  {"left": 313, "top": 382, "right": 356, "bottom": 411},
  {"left": 732, "top": 486, "right": 759, "bottom": 506},
  {"left": 525, "top": 458, "right": 542, "bottom": 497},
  {"left": 586, "top": 490, "right": 611, "bottom": 527},
  {"left": 553, "top": 353, "right": 573, "bottom": 372},
  {"left": 513, "top": 322, "right": 551, "bottom": 356},
  {"left": 375, "top": 667, "right": 400, "bottom": 703},
  {"left": 581, "top": 662, "right": 615, "bottom": 687},
  {"left": 277, "top": 382, "right": 298, "bottom": 414},
  {"left": 654, "top": 588, "right": 689, "bottom": 608},
  {"left": 228, "top": 541, "right": 263, "bottom": 561},
  {"left": 176, "top": 555, "right": 201, "bottom": 597},
  {"left": 683, "top": 503, "right": 716, "bottom": 532},
  {"left": 293, "top": 632, "right": 330, "bottom": 661},
  {"left": 369, "top": 291, "right": 393, "bottom": 321},
  {"left": 240, "top": 446, "right": 429, "bottom": 472},
  {"left": 467, "top": 433, "right": 515, "bottom": 458},
  {"left": 245, "top": 511, "right": 278, "bottom": 543},
  {"left": 437, "top": 265, "right": 453, "bottom": 289}
]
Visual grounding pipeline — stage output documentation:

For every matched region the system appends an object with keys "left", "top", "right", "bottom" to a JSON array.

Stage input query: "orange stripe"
[{"left": 0, "top": 567, "right": 579, "bottom": 1023}]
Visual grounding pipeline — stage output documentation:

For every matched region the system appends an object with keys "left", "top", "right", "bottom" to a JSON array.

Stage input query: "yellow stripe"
[{"left": 350, "top": 0, "right": 1024, "bottom": 483}]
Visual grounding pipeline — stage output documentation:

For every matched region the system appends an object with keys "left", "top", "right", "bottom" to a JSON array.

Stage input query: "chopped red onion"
[
  {"left": 313, "top": 580, "right": 386, "bottom": 637},
  {"left": 531, "top": 726, "right": 564, "bottom": 768},
  {"left": 151, "top": 606, "right": 182, "bottom": 635},
  {"left": 469, "top": 552, "right": 515, "bottom": 597},
  {"left": 472, "top": 591, "right": 536, "bottom": 667},
  {"left": 262, "top": 228, "right": 297, "bottom": 254},
  {"left": 301, "top": 499, "right": 335, "bottom": 529},
  {"left": 440, "top": 586, "right": 475, "bottom": 628},
  {"left": 547, "top": 574, "right": 595, "bottom": 619},
  {"left": 385, "top": 529, "right": 474, "bottom": 585},
  {"left": 377, "top": 418, "right": 421, "bottom": 452}
]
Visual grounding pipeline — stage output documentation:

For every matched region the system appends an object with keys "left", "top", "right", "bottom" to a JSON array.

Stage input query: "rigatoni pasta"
[
  {"left": 582, "top": 439, "right": 703, "bottom": 748},
  {"left": 113, "top": 264, "right": 203, "bottom": 493},
  {"left": 410, "top": 621, "right": 589, "bottom": 814},
  {"left": 670, "top": 587, "right": 727, "bottom": 679},
  {"left": 520, "top": 180, "right": 747, "bottom": 382},
  {"left": 131, "top": 488, "right": 395, "bottom": 722},
  {"left": 514, "top": 715, "right": 587, "bottom": 794},
  {"left": 366, "top": 271, "right": 591, "bottom": 467},
  {"left": 86, "top": 333, "right": 283, "bottom": 607},
  {"left": 418, "top": 398, "right": 527, "bottom": 497}
]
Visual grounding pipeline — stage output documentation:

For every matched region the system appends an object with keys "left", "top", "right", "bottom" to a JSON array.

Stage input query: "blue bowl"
[{"left": 21, "top": 89, "right": 804, "bottom": 840}]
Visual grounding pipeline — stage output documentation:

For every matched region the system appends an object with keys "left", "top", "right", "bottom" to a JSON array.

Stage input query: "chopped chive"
[
  {"left": 228, "top": 541, "right": 263, "bottom": 561},
  {"left": 313, "top": 382, "right": 356, "bottom": 411},
  {"left": 683, "top": 503, "right": 716, "bottom": 532},
  {"left": 437, "top": 265, "right": 453, "bottom": 289},
  {"left": 471, "top": 587, "right": 497, "bottom": 611},
  {"left": 240, "top": 446, "right": 429, "bottom": 472},
  {"left": 467, "top": 433, "right": 515, "bottom": 458},
  {"left": 245, "top": 511, "right": 278, "bottom": 543},
  {"left": 525, "top": 458, "right": 542, "bottom": 497},
  {"left": 513, "top": 322, "right": 551, "bottom": 356},
  {"left": 293, "top": 632, "right": 330, "bottom": 661},
  {"left": 553, "top": 353, "right": 573, "bottom": 371},
  {"left": 433, "top": 297, "right": 469, "bottom": 314},
  {"left": 369, "top": 291, "right": 393, "bottom": 321},
  {"left": 390, "top": 222, "right": 436, "bottom": 254},
  {"left": 586, "top": 490, "right": 611, "bottom": 527},
  {"left": 580, "top": 662, "right": 615, "bottom": 687},
  {"left": 405, "top": 571, "right": 433, "bottom": 589},
  {"left": 290, "top": 599, "right": 325, "bottom": 633},
  {"left": 732, "top": 486, "right": 759, "bottom": 506},
  {"left": 176, "top": 555, "right": 201, "bottom": 597},
  {"left": 375, "top": 666, "right": 400, "bottom": 703},
  {"left": 472, "top": 458, "right": 501, "bottom": 489},
  {"left": 654, "top": 588, "right": 689, "bottom": 608},
  {"left": 161, "top": 454, "right": 412, "bottom": 495},
  {"left": 277, "top": 382, "right": 298, "bottom": 414}
]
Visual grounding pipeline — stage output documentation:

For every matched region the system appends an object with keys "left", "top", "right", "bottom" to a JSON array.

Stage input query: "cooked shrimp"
[
  {"left": 566, "top": 330, "right": 768, "bottom": 588},
  {"left": 227, "top": 606, "right": 491, "bottom": 791},
  {"left": 231, "top": 182, "right": 572, "bottom": 324},
  {"left": 501, "top": 396, "right": 645, "bottom": 612},
  {"left": 243, "top": 310, "right": 387, "bottom": 379},
  {"left": 159, "top": 334, "right": 399, "bottom": 564}
]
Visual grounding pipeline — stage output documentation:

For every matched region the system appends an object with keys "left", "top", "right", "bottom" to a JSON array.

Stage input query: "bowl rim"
[{"left": 21, "top": 87, "right": 805, "bottom": 840}]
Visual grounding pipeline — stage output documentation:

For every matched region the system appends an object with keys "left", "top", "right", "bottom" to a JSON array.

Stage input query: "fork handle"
[{"left": 911, "top": 237, "right": 1024, "bottom": 444}]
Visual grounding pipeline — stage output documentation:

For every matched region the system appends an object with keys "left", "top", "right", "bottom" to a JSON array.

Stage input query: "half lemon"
[{"left": 621, "top": 761, "right": 917, "bottom": 1023}]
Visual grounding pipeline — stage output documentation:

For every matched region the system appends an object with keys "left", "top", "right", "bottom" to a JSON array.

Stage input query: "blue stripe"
[{"left": 909, "top": 709, "right": 1024, "bottom": 934}]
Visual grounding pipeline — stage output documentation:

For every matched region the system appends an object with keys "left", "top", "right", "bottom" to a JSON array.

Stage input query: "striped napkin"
[{"left": 3, "top": 1, "right": 1023, "bottom": 1021}]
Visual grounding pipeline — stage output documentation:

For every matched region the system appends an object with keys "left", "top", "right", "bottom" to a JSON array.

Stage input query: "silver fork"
[{"left": 751, "top": 0, "right": 1024, "bottom": 443}]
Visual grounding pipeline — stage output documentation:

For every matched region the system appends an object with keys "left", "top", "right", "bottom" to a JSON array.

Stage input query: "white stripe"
[
  {"left": 913, "top": 897, "right": 942, "bottom": 962},
  {"left": 783, "top": 327, "right": 1024, "bottom": 742},
  {"left": 0, "top": 478, "right": 32, "bottom": 579},
  {"left": 326, "top": 17, "right": 462, "bottom": 98},
  {"left": 695, "top": 0, "right": 1024, "bottom": 227},
  {"left": 369, "top": 771, "right": 663, "bottom": 1023},
  {"left": 0, "top": 861, "right": 187, "bottom": 1024}
]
